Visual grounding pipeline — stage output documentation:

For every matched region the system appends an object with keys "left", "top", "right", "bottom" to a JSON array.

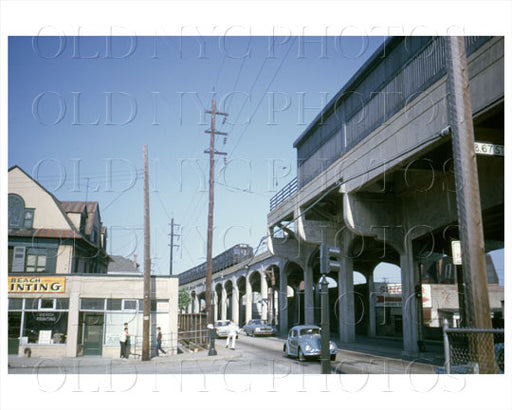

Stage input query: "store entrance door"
[{"left": 83, "top": 313, "right": 104, "bottom": 355}]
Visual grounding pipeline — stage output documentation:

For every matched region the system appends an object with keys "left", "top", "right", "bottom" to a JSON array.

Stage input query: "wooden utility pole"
[
  {"left": 204, "top": 99, "right": 228, "bottom": 356},
  {"left": 169, "top": 218, "right": 180, "bottom": 276},
  {"left": 142, "top": 145, "right": 151, "bottom": 361},
  {"left": 445, "top": 37, "right": 495, "bottom": 373}
]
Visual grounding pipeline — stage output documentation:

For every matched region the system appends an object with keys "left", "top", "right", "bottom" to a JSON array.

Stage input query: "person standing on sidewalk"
[
  {"left": 225, "top": 321, "right": 239, "bottom": 350},
  {"left": 124, "top": 323, "right": 131, "bottom": 359},
  {"left": 119, "top": 326, "right": 127, "bottom": 358},
  {"left": 156, "top": 327, "right": 166, "bottom": 356}
]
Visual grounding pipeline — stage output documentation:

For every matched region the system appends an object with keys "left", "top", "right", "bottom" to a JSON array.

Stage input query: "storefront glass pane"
[
  {"left": 123, "top": 300, "right": 137, "bottom": 310},
  {"left": 81, "top": 298, "right": 105, "bottom": 310},
  {"left": 22, "top": 311, "right": 68, "bottom": 344},
  {"left": 8, "top": 312, "right": 22, "bottom": 354},
  {"left": 104, "top": 312, "right": 140, "bottom": 346},
  {"left": 56, "top": 298, "right": 69, "bottom": 310},
  {"left": 41, "top": 298, "right": 55, "bottom": 309},
  {"left": 8, "top": 298, "right": 23, "bottom": 310},
  {"left": 106, "top": 299, "right": 122, "bottom": 310}
]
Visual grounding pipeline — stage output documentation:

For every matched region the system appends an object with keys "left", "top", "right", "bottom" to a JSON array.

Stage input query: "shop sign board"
[{"left": 8, "top": 276, "right": 66, "bottom": 293}]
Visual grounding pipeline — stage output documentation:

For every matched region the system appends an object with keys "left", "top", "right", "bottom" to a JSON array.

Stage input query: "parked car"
[
  {"left": 214, "top": 320, "right": 239, "bottom": 339},
  {"left": 243, "top": 319, "right": 275, "bottom": 337},
  {"left": 283, "top": 325, "right": 338, "bottom": 361}
]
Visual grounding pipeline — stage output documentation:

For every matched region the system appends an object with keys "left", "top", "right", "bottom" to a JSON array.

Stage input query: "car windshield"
[
  {"left": 252, "top": 319, "right": 266, "bottom": 325},
  {"left": 299, "top": 328, "right": 320, "bottom": 336},
  {"left": 216, "top": 321, "right": 230, "bottom": 327}
]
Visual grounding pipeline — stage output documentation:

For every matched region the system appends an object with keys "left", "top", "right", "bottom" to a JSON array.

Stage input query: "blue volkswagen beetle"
[{"left": 283, "top": 325, "right": 338, "bottom": 361}]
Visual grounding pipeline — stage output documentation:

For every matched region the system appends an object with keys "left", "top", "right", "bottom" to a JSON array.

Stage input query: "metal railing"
[
  {"left": 123, "top": 332, "right": 179, "bottom": 358},
  {"left": 269, "top": 177, "right": 298, "bottom": 211},
  {"left": 121, "top": 330, "right": 211, "bottom": 357},
  {"left": 278, "top": 37, "right": 494, "bottom": 204},
  {"left": 441, "top": 319, "right": 504, "bottom": 374}
]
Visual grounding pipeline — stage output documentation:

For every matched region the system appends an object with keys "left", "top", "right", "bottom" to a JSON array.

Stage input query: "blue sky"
[
  {"left": 7, "top": 35, "right": 504, "bottom": 284},
  {"left": 8, "top": 35, "right": 387, "bottom": 274}
]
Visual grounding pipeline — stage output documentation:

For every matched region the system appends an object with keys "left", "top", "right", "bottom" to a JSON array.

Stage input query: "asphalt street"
[{"left": 7, "top": 334, "right": 443, "bottom": 375}]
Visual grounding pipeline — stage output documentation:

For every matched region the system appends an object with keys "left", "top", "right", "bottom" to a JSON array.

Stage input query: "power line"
[{"left": 229, "top": 37, "right": 297, "bottom": 158}]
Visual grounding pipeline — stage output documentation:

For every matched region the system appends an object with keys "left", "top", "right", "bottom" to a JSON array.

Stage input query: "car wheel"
[{"left": 298, "top": 348, "right": 305, "bottom": 362}]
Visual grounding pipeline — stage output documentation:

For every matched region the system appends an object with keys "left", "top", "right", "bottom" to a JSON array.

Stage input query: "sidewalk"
[
  {"left": 332, "top": 336, "right": 444, "bottom": 374},
  {"left": 7, "top": 346, "right": 242, "bottom": 371},
  {"left": 7, "top": 337, "right": 444, "bottom": 374}
]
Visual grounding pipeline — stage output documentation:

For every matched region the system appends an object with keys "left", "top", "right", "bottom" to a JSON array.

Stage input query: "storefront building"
[
  {"left": 8, "top": 166, "right": 178, "bottom": 358},
  {"left": 8, "top": 274, "right": 178, "bottom": 358}
]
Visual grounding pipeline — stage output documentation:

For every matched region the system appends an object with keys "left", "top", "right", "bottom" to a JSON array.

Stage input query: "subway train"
[{"left": 178, "top": 244, "right": 253, "bottom": 285}]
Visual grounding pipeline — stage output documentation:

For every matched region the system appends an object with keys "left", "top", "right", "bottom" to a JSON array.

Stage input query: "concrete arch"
[
  {"left": 246, "top": 270, "right": 263, "bottom": 322},
  {"left": 282, "top": 261, "right": 305, "bottom": 329}
]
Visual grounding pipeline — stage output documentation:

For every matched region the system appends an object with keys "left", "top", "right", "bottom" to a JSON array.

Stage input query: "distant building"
[{"left": 108, "top": 255, "right": 140, "bottom": 275}]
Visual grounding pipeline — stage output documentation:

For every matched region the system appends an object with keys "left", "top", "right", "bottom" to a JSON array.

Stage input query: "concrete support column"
[
  {"left": 232, "top": 282, "right": 240, "bottom": 325},
  {"left": 245, "top": 276, "right": 253, "bottom": 323},
  {"left": 279, "top": 269, "right": 288, "bottom": 336},
  {"left": 66, "top": 291, "right": 80, "bottom": 357},
  {"left": 221, "top": 285, "right": 228, "bottom": 320},
  {"left": 213, "top": 292, "right": 218, "bottom": 321},
  {"left": 304, "top": 265, "right": 314, "bottom": 325},
  {"left": 260, "top": 271, "right": 268, "bottom": 321},
  {"left": 193, "top": 295, "right": 200, "bottom": 313},
  {"left": 400, "top": 236, "right": 419, "bottom": 356},
  {"left": 367, "top": 272, "right": 377, "bottom": 337},
  {"left": 187, "top": 293, "right": 192, "bottom": 313},
  {"left": 338, "top": 253, "right": 355, "bottom": 343}
]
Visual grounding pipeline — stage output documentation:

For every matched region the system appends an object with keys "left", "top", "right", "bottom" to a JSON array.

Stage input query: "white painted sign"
[
  {"left": 474, "top": 142, "right": 504, "bottom": 156},
  {"left": 451, "top": 240, "right": 462, "bottom": 265},
  {"left": 38, "top": 330, "right": 52, "bottom": 344}
]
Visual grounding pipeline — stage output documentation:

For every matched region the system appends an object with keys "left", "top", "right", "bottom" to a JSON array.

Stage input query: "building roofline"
[
  {"left": 293, "top": 36, "right": 397, "bottom": 149},
  {"left": 8, "top": 165, "right": 107, "bottom": 255}
]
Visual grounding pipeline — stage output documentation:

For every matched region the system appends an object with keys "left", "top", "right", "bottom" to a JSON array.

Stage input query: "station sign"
[
  {"left": 474, "top": 142, "right": 504, "bottom": 156},
  {"left": 8, "top": 276, "right": 66, "bottom": 293}
]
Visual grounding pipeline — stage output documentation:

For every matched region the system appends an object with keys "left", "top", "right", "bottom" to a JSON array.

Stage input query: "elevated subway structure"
[
  {"left": 178, "top": 249, "right": 284, "bottom": 329},
  {"left": 178, "top": 36, "right": 504, "bottom": 358},
  {"left": 267, "top": 36, "right": 504, "bottom": 356}
]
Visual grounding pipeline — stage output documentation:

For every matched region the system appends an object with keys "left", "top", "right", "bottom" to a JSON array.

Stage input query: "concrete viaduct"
[{"left": 179, "top": 36, "right": 504, "bottom": 357}]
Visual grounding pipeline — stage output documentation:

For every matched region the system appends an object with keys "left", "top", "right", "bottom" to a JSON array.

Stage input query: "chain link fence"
[{"left": 440, "top": 319, "right": 504, "bottom": 374}]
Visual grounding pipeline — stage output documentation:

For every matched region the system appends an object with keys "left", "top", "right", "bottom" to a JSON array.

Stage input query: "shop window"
[
  {"left": 107, "top": 299, "right": 122, "bottom": 310},
  {"left": 40, "top": 298, "right": 56, "bottom": 310},
  {"left": 8, "top": 298, "right": 23, "bottom": 310},
  {"left": 23, "top": 311, "right": 68, "bottom": 344},
  {"left": 81, "top": 298, "right": 105, "bottom": 310},
  {"left": 8, "top": 312, "right": 22, "bottom": 354},
  {"left": 123, "top": 300, "right": 137, "bottom": 311},
  {"left": 56, "top": 298, "right": 69, "bottom": 310},
  {"left": 103, "top": 312, "right": 139, "bottom": 346}
]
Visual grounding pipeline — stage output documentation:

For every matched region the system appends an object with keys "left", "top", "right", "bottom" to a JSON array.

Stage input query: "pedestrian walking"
[
  {"left": 225, "top": 321, "right": 239, "bottom": 350},
  {"left": 156, "top": 327, "right": 166, "bottom": 356},
  {"left": 124, "top": 323, "right": 131, "bottom": 359}
]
